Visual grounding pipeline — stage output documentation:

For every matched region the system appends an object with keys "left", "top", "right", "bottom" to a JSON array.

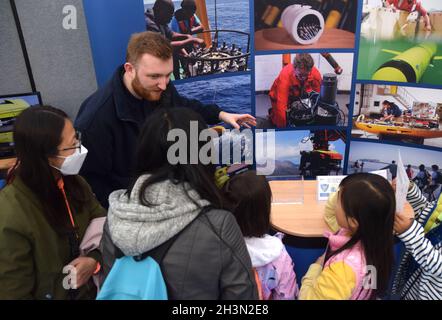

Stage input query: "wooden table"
[
  {"left": 255, "top": 28, "right": 355, "bottom": 51},
  {"left": 0, "top": 158, "right": 16, "bottom": 170},
  {"left": 270, "top": 180, "right": 414, "bottom": 238}
]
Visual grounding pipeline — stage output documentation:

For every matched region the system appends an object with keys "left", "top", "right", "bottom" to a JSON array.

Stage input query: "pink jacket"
[
  {"left": 324, "top": 229, "right": 372, "bottom": 300},
  {"left": 79, "top": 217, "right": 106, "bottom": 291},
  {"left": 245, "top": 233, "right": 298, "bottom": 300}
]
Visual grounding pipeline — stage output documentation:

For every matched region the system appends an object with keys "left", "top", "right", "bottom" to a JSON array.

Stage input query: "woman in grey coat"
[{"left": 101, "top": 107, "right": 258, "bottom": 300}]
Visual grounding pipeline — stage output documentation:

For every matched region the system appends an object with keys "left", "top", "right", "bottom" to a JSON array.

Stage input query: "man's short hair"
[
  {"left": 126, "top": 31, "right": 173, "bottom": 65},
  {"left": 293, "top": 53, "right": 314, "bottom": 71}
]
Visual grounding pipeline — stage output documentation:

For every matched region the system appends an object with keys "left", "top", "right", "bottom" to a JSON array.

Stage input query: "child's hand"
[
  {"left": 394, "top": 213, "right": 414, "bottom": 235},
  {"left": 68, "top": 257, "right": 98, "bottom": 289}
]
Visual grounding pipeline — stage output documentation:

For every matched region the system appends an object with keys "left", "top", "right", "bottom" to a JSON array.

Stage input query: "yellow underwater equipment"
[
  {"left": 325, "top": 0, "right": 347, "bottom": 29},
  {"left": 325, "top": 9, "right": 341, "bottom": 29},
  {"left": 354, "top": 121, "right": 442, "bottom": 139},
  {"left": 372, "top": 42, "right": 442, "bottom": 83}
]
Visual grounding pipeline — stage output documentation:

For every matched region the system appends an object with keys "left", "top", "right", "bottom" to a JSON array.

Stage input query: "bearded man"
[{"left": 75, "top": 31, "right": 255, "bottom": 208}]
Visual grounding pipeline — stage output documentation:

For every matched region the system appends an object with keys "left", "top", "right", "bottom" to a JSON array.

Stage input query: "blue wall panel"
[{"left": 83, "top": 0, "right": 145, "bottom": 87}]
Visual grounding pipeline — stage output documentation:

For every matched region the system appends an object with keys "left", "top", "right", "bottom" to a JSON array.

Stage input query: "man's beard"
[{"left": 132, "top": 75, "right": 163, "bottom": 101}]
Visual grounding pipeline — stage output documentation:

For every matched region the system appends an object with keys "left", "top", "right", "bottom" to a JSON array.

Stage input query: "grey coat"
[{"left": 100, "top": 175, "right": 257, "bottom": 300}]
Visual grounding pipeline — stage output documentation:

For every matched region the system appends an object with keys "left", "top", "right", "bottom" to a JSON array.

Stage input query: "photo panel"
[
  {"left": 254, "top": 0, "right": 358, "bottom": 51},
  {"left": 352, "top": 83, "right": 442, "bottom": 148},
  {"left": 143, "top": 0, "right": 250, "bottom": 80},
  {"left": 255, "top": 52, "right": 354, "bottom": 128},
  {"left": 358, "top": 0, "right": 442, "bottom": 85},
  {"left": 349, "top": 139, "right": 442, "bottom": 200},
  {"left": 256, "top": 129, "right": 347, "bottom": 178}
]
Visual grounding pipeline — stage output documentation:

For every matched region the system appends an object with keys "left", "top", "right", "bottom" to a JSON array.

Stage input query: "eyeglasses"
[{"left": 59, "top": 131, "right": 82, "bottom": 152}]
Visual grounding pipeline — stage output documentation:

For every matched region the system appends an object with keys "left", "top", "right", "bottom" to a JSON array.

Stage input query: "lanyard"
[{"left": 57, "top": 178, "right": 78, "bottom": 239}]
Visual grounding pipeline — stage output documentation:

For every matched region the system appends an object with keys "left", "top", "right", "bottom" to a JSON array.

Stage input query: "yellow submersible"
[{"left": 372, "top": 42, "right": 438, "bottom": 83}]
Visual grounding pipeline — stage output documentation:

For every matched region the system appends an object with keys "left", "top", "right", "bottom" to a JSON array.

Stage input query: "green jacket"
[{"left": 0, "top": 175, "right": 106, "bottom": 300}]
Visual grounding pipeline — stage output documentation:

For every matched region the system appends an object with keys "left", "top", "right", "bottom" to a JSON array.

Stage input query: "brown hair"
[
  {"left": 223, "top": 170, "right": 272, "bottom": 237},
  {"left": 126, "top": 31, "right": 173, "bottom": 65},
  {"left": 293, "top": 53, "right": 314, "bottom": 70}
]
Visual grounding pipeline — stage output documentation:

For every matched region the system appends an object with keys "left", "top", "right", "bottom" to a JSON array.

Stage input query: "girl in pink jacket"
[
  {"left": 223, "top": 170, "right": 298, "bottom": 300},
  {"left": 300, "top": 173, "right": 395, "bottom": 300}
]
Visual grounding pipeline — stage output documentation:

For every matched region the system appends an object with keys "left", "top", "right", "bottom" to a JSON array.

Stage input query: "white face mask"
[{"left": 52, "top": 145, "right": 88, "bottom": 175}]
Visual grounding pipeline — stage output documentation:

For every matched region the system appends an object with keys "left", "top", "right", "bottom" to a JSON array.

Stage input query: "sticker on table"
[{"left": 316, "top": 175, "right": 346, "bottom": 201}]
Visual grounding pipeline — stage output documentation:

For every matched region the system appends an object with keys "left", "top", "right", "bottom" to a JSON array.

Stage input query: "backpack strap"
[{"left": 133, "top": 205, "right": 213, "bottom": 264}]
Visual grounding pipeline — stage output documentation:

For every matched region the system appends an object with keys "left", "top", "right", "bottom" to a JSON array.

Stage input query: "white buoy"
[{"left": 281, "top": 5, "right": 325, "bottom": 45}]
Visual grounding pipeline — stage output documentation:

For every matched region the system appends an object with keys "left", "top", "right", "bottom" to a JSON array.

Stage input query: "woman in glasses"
[{"left": 0, "top": 105, "right": 106, "bottom": 300}]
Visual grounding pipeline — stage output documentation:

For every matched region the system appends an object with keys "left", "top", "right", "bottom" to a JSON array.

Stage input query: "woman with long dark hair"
[
  {"left": 299, "top": 173, "right": 395, "bottom": 300},
  {"left": 101, "top": 107, "right": 257, "bottom": 299},
  {"left": 0, "top": 105, "right": 106, "bottom": 299}
]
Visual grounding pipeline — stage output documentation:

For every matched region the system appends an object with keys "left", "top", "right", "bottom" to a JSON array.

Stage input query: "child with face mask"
[{"left": 0, "top": 105, "right": 106, "bottom": 300}]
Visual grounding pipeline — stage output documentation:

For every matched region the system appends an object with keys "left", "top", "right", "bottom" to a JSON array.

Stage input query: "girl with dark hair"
[
  {"left": 223, "top": 170, "right": 298, "bottom": 300},
  {"left": 300, "top": 173, "right": 395, "bottom": 300},
  {"left": 101, "top": 107, "right": 257, "bottom": 299},
  {"left": 0, "top": 105, "right": 106, "bottom": 299}
]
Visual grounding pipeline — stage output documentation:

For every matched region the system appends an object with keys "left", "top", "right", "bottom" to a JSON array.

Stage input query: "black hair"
[
  {"left": 11, "top": 105, "right": 88, "bottom": 235},
  {"left": 223, "top": 170, "right": 271, "bottom": 237},
  {"left": 419, "top": 164, "right": 426, "bottom": 171},
  {"left": 432, "top": 164, "right": 439, "bottom": 171},
  {"left": 181, "top": 0, "right": 196, "bottom": 10},
  {"left": 325, "top": 173, "right": 395, "bottom": 299},
  {"left": 127, "top": 107, "right": 224, "bottom": 209},
  {"left": 153, "top": 0, "right": 175, "bottom": 15}
]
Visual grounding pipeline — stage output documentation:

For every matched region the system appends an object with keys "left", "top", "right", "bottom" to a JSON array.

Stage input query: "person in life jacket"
[
  {"left": 171, "top": 0, "right": 204, "bottom": 35},
  {"left": 268, "top": 53, "right": 322, "bottom": 128},
  {"left": 170, "top": 0, "right": 204, "bottom": 79},
  {"left": 386, "top": 0, "right": 432, "bottom": 32},
  {"left": 145, "top": 0, "right": 204, "bottom": 80}
]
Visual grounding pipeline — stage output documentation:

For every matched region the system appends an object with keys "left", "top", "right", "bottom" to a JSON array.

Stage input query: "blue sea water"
[
  {"left": 174, "top": 74, "right": 251, "bottom": 114},
  {"left": 204, "top": 0, "right": 250, "bottom": 51}
]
